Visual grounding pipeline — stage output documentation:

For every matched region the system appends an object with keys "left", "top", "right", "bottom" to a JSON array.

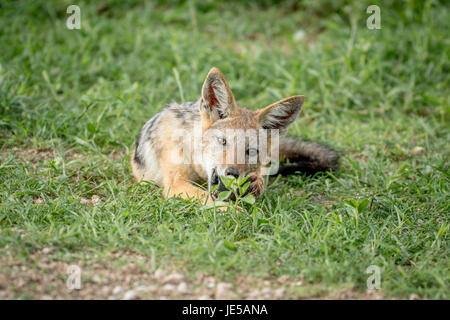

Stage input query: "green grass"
[{"left": 0, "top": 0, "right": 449, "bottom": 299}]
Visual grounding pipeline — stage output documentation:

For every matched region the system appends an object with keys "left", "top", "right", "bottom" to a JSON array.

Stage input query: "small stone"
[
  {"left": 34, "top": 198, "right": 45, "bottom": 204},
  {"left": 161, "top": 283, "right": 176, "bottom": 294},
  {"left": 422, "top": 165, "right": 433, "bottom": 174},
  {"left": 177, "top": 282, "right": 188, "bottom": 294},
  {"left": 80, "top": 195, "right": 100, "bottom": 206},
  {"left": 154, "top": 269, "right": 166, "bottom": 280},
  {"left": 112, "top": 286, "right": 124, "bottom": 295},
  {"left": 42, "top": 247, "right": 52, "bottom": 254},
  {"left": 293, "top": 30, "right": 306, "bottom": 42},
  {"left": 199, "top": 295, "right": 210, "bottom": 300},
  {"left": 91, "top": 195, "right": 100, "bottom": 205},
  {"left": 295, "top": 281, "right": 303, "bottom": 286},
  {"left": 163, "top": 273, "right": 184, "bottom": 284},
  {"left": 409, "top": 294, "right": 420, "bottom": 300},
  {"left": 41, "top": 295, "right": 52, "bottom": 300},
  {"left": 215, "top": 282, "right": 232, "bottom": 299},
  {"left": 374, "top": 292, "right": 384, "bottom": 300},
  {"left": 101, "top": 286, "right": 110, "bottom": 295},
  {"left": 412, "top": 146, "right": 425, "bottom": 156},
  {"left": 274, "top": 288, "right": 285, "bottom": 299},
  {"left": 136, "top": 285, "right": 156, "bottom": 292},
  {"left": 248, "top": 290, "right": 261, "bottom": 299},
  {"left": 80, "top": 198, "right": 91, "bottom": 205},
  {"left": 261, "top": 287, "right": 272, "bottom": 298},
  {"left": 123, "top": 290, "right": 137, "bottom": 300},
  {"left": 92, "top": 275, "right": 101, "bottom": 283},
  {"left": 205, "top": 277, "right": 216, "bottom": 288},
  {"left": 277, "top": 275, "right": 289, "bottom": 283}
]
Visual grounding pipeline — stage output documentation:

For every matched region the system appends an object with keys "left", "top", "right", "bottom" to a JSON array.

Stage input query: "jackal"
[{"left": 131, "top": 67, "right": 338, "bottom": 204}]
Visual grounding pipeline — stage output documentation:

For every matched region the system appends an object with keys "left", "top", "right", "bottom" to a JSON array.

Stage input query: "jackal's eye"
[
  {"left": 247, "top": 148, "right": 258, "bottom": 157},
  {"left": 217, "top": 137, "right": 227, "bottom": 146}
]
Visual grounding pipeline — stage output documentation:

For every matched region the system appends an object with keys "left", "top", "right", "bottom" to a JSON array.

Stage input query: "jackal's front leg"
[
  {"left": 163, "top": 179, "right": 212, "bottom": 204},
  {"left": 159, "top": 160, "right": 213, "bottom": 204}
]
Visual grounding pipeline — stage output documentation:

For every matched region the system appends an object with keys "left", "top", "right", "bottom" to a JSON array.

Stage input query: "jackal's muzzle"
[{"left": 209, "top": 168, "right": 264, "bottom": 201}]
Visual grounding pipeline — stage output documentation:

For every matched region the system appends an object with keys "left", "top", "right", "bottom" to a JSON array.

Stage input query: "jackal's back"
[{"left": 131, "top": 100, "right": 201, "bottom": 183}]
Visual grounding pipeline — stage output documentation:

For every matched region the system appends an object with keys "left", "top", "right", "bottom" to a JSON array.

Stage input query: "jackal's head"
[{"left": 199, "top": 67, "right": 305, "bottom": 201}]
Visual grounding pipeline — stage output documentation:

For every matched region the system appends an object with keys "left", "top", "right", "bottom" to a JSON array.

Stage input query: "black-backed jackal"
[{"left": 131, "top": 67, "right": 338, "bottom": 205}]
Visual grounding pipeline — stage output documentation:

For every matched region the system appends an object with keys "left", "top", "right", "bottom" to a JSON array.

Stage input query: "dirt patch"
[
  {"left": 6, "top": 147, "right": 55, "bottom": 164},
  {"left": 1, "top": 146, "right": 127, "bottom": 165},
  {"left": 0, "top": 248, "right": 389, "bottom": 300},
  {"left": 1, "top": 147, "right": 84, "bottom": 164}
]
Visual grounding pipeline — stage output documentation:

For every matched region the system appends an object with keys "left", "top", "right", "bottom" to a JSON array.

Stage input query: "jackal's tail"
[{"left": 276, "top": 137, "right": 339, "bottom": 176}]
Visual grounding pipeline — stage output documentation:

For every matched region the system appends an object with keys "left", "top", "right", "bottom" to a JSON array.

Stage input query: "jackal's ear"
[
  {"left": 257, "top": 96, "right": 304, "bottom": 132},
  {"left": 200, "top": 67, "right": 237, "bottom": 124}
]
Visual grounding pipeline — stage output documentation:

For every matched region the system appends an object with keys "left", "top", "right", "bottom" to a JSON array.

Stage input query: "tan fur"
[{"left": 131, "top": 67, "right": 338, "bottom": 205}]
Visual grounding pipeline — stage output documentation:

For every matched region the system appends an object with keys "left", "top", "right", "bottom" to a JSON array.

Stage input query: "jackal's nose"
[{"left": 225, "top": 167, "right": 239, "bottom": 178}]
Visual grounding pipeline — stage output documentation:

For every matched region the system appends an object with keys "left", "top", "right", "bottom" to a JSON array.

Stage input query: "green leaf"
[
  {"left": 357, "top": 199, "right": 370, "bottom": 213},
  {"left": 210, "top": 184, "right": 219, "bottom": 192},
  {"left": 219, "top": 176, "right": 235, "bottom": 189},
  {"left": 223, "top": 239, "right": 237, "bottom": 251},
  {"left": 242, "top": 194, "right": 255, "bottom": 205},
  {"left": 218, "top": 190, "right": 232, "bottom": 201},
  {"left": 204, "top": 201, "right": 228, "bottom": 210},
  {"left": 87, "top": 122, "right": 96, "bottom": 134},
  {"left": 344, "top": 199, "right": 358, "bottom": 208},
  {"left": 239, "top": 182, "right": 250, "bottom": 195}
]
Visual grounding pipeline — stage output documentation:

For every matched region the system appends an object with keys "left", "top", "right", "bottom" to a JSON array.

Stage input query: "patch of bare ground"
[
  {"left": 0, "top": 248, "right": 390, "bottom": 300},
  {"left": 0, "top": 147, "right": 84, "bottom": 164},
  {"left": 1, "top": 146, "right": 127, "bottom": 164}
]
